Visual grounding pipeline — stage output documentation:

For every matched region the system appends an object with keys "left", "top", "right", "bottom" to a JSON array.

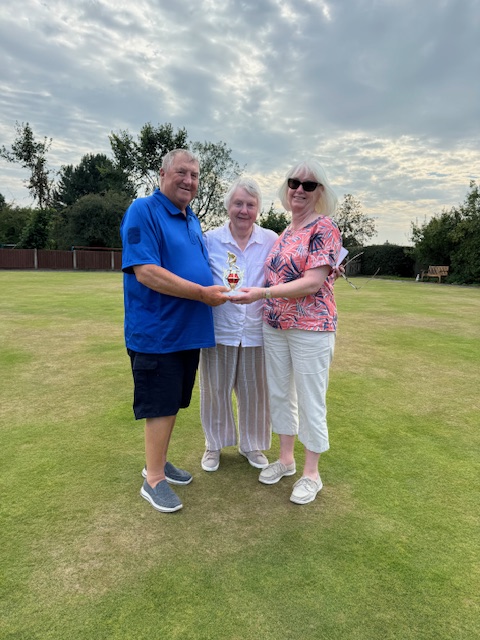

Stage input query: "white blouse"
[{"left": 204, "top": 222, "right": 278, "bottom": 347}]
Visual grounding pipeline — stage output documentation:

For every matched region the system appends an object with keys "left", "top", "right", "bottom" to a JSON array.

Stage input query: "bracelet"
[{"left": 264, "top": 288, "right": 272, "bottom": 299}]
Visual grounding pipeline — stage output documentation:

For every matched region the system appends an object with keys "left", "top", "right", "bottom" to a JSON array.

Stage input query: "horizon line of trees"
[
  {"left": 1, "top": 120, "right": 379, "bottom": 254},
  {"left": 10, "top": 121, "right": 480, "bottom": 285}
]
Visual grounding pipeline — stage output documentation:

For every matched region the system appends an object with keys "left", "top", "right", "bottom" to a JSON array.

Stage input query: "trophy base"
[{"left": 224, "top": 289, "right": 239, "bottom": 297}]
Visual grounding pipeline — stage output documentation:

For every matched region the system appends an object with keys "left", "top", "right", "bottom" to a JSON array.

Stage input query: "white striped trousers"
[{"left": 199, "top": 344, "right": 271, "bottom": 452}]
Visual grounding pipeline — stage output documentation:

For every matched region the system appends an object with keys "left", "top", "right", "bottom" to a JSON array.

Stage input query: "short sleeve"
[
  {"left": 305, "top": 218, "right": 342, "bottom": 271},
  {"left": 121, "top": 199, "right": 162, "bottom": 273}
]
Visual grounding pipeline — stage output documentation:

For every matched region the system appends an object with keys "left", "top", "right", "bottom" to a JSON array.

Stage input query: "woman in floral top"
[{"left": 232, "top": 159, "right": 342, "bottom": 505}]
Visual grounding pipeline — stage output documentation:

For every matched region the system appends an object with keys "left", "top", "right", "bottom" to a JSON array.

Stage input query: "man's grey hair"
[{"left": 161, "top": 148, "right": 199, "bottom": 173}]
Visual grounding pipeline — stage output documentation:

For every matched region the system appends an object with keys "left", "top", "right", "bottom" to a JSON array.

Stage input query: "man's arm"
[{"left": 133, "top": 264, "right": 228, "bottom": 307}]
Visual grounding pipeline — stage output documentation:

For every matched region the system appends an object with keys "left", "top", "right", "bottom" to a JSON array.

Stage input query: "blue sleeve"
[{"left": 120, "top": 198, "right": 162, "bottom": 274}]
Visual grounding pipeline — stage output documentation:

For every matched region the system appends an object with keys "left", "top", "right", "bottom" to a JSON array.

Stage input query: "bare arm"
[
  {"left": 134, "top": 264, "right": 229, "bottom": 307},
  {"left": 231, "top": 265, "right": 331, "bottom": 304}
]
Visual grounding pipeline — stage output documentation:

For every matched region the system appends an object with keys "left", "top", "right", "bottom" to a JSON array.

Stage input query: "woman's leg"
[
  {"left": 303, "top": 449, "right": 321, "bottom": 481},
  {"left": 234, "top": 345, "right": 271, "bottom": 452},
  {"left": 289, "top": 330, "right": 335, "bottom": 476},
  {"left": 263, "top": 324, "right": 298, "bottom": 442},
  {"left": 278, "top": 434, "right": 296, "bottom": 466},
  {"left": 199, "top": 344, "right": 238, "bottom": 449}
]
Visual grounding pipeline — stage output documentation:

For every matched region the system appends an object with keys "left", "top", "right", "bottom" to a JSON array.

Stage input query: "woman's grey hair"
[
  {"left": 224, "top": 176, "right": 262, "bottom": 212},
  {"left": 278, "top": 159, "right": 338, "bottom": 216},
  {"left": 161, "top": 148, "right": 199, "bottom": 172}
]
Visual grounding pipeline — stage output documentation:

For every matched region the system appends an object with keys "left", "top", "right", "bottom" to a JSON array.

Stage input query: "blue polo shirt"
[{"left": 121, "top": 189, "right": 215, "bottom": 354}]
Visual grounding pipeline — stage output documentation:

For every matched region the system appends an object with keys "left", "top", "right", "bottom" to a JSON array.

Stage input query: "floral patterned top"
[{"left": 263, "top": 216, "right": 342, "bottom": 332}]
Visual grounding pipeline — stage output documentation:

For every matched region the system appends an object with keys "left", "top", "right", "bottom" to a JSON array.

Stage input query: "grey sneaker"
[
  {"left": 140, "top": 479, "right": 183, "bottom": 513},
  {"left": 239, "top": 449, "right": 269, "bottom": 469},
  {"left": 141, "top": 462, "right": 193, "bottom": 485},
  {"left": 201, "top": 449, "right": 220, "bottom": 472},
  {"left": 259, "top": 460, "right": 296, "bottom": 485},
  {"left": 290, "top": 475, "right": 323, "bottom": 504}
]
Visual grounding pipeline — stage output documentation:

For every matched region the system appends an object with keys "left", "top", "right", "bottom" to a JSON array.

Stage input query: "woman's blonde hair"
[{"left": 278, "top": 159, "right": 338, "bottom": 215}]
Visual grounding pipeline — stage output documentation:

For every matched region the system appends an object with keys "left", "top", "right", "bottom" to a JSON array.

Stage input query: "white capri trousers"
[
  {"left": 199, "top": 344, "right": 271, "bottom": 452},
  {"left": 262, "top": 323, "right": 335, "bottom": 454}
]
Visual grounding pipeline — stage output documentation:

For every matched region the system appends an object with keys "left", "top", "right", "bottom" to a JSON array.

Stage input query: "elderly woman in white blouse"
[{"left": 199, "top": 177, "right": 278, "bottom": 472}]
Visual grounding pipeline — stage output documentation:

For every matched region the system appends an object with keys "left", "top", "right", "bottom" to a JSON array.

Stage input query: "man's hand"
[
  {"left": 201, "top": 285, "right": 230, "bottom": 306},
  {"left": 134, "top": 265, "right": 228, "bottom": 305}
]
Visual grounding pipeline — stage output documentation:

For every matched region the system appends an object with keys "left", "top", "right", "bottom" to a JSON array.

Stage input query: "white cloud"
[{"left": 1, "top": 0, "right": 479, "bottom": 244}]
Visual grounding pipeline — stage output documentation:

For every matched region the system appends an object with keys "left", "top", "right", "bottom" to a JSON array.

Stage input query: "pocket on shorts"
[{"left": 132, "top": 353, "right": 158, "bottom": 371}]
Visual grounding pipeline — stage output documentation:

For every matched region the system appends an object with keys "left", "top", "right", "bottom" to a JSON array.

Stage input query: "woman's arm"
[{"left": 230, "top": 265, "right": 331, "bottom": 304}]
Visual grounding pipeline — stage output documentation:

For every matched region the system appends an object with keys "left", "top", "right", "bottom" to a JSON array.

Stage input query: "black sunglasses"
[{"left": 287, "top": 178, "right": 321, "bottom": 192}]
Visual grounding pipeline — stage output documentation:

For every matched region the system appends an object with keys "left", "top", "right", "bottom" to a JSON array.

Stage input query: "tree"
[
  {"left": 55, "top": 191, "right": 132, "bottom": 249},
  {"left": 110, "top": 123, "right": 242, "bottom": 229},
  {"left": 411, "top": 181, "right": 480, "bottom": 284},
  {"left": 54, "top": 153, "right": 134, "bottom": 208},
  {"left": 0, "top": 121, "right": 53, "bottom": 209},
  {"left": 335, "top": 194, "right": 376, "bottom": 246},
  {"left": 0, "top": 204, "right": 31, "bottom": 245},
  {"left": 410, "top": 210, "right": 458, "bottom": 267},
  {"left": 17, "top": 207, "right": 54, "bottom": 249},
  {"left": 190, "top": 140, "right": 242, "bottom": 229},
  {"left": 109, "top": 122, "right": 188, "bottom": 195},
  {"left": 260, "top": 203, "right": 289, "bottom": 234},
  {"left": 449, "top": 181, "right": 480, "bottom": 283}
]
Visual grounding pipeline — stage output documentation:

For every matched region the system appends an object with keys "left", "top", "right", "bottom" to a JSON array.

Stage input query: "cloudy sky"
[{"left": 1, "top": 0, "right": 479, "bottom": 244}]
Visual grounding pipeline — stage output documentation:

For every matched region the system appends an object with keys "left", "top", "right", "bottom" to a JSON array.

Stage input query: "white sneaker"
[
  {"left": 259, "top": 460, "right": 296, "bottom": 485},
  {"left": 290, "top": 476, "right": 323, "bottom": 504},
  {"left": 201, "top": 449, "right": 220, "bottom": 472}
]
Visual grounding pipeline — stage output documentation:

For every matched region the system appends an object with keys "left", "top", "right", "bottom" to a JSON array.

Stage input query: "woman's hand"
[
  {"left": 332, "top": 265, "right": 345, "bottom": 281},
  {"left": 229, "top": 287, "right": 265, "bottom": 304}
]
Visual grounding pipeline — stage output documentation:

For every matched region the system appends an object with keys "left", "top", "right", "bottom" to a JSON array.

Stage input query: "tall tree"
[
  {"left": 0, "top": 121, "right": 53, "bottom": 209},
  {"left": 335, "top": 194, "right": 376, "bottom": 246},
  {"left": 109, "top": 122, "right": 188, "bottom": 195},
  {"left": 190, "top": 140, "right": 242, "bottom": 229},
  {"left": 109, "top": 123, "right": 242, "bottom": 229},
  {"left": 53, "top": 153, "right": 135, "bottom": 208}
]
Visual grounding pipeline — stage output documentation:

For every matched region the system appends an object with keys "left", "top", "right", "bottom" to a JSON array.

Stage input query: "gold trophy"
[{"left": 223, "top": 251, "right": 244, "bottom": 296}]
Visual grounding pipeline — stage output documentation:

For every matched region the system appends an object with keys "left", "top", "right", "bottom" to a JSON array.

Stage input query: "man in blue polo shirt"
[{"left": 121, "top": 149, "right": 228, "bottom": 513}]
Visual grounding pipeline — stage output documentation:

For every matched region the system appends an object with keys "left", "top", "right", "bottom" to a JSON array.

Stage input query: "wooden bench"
[{"left": 420, "top": 266, "right": 449, "bottom": 283}]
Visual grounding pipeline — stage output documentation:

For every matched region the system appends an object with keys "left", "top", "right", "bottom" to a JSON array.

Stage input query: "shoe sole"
[
  {"left": 290, "top": 482, "right": 323, "bottom": 504},
  {"left": 141, "top": 468, "right": 193, "bottom": 485},
  {"left": 201, "top": 461, "right": 219, "bottom": 472},
  {"left": 259, "top": 469, "right": 296, "bottom": 485},
  {"left": 140, "top": 486, "right": 183, "bottom": 513},
  {"left": 238, "top": 450, "right": 269, "bottom": 469},
  {"left": 166, "top": 475, "right": 193, "bottom": 485}
]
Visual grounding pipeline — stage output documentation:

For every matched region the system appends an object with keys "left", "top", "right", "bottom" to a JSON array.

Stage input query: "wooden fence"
[
  {"left": 1, "top": 248, "right": 363, "bottom": 275},
  {"left": 0, "top": 248, "right": 122, "bottom": 271}
]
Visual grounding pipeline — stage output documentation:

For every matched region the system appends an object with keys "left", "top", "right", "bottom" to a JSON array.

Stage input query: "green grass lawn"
[{"left": 0, "top": 271, "right": 479, "bottom": 640}]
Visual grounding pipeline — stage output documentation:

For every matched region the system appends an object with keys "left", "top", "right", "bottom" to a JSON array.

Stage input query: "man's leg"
[{"left": 145, "top": 415, "right": 176, "bottom": 488}]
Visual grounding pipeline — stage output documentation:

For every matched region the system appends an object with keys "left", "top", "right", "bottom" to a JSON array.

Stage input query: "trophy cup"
[{"left": 222, "top": 251, "right": 244, "bottom": 296}]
